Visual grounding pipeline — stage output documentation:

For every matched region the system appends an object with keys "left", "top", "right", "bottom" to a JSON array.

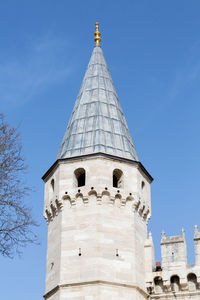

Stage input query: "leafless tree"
[{"left": 0, "top": 114, "right": 37, "bottom": 257}]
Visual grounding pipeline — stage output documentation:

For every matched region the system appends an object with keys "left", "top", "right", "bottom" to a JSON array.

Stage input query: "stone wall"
[
  {"left": 43, "top": 155, "right": 152, "bottom": 299},
  {"left": 147, "top": 228, "right": 200, "bottom": 299}
]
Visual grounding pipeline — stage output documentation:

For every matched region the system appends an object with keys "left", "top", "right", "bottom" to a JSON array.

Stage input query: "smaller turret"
[
  {"left": 161, "top": 229, "right": 187, "bottom": 269},
  {"left": 149, "top": 228, "right": 200, "bottom": 297},
  {"left": 194, "top": 225, "right": 200, "bottom": 266}
]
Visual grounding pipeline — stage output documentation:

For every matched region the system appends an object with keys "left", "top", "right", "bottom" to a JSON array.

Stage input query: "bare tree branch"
[{"left": 0, "top": 113, "right": 37, "bottom": 258}]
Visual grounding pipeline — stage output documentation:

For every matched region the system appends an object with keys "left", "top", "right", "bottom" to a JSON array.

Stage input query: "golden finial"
[{"left": 94, "top": 22, "right": 101, "bottom": 47}]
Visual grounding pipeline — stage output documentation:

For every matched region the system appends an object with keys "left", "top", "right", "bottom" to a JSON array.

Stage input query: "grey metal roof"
[{"left": 57, "top": 46, "right": 138, "bottom": 161}]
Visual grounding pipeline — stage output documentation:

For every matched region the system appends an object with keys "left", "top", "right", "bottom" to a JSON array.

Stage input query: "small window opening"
[
  {"left": 113, "top": 175, "right": 118, "bottom": 188},
  {"left": 50, "top": 262, "right": 54, "bottom": 269},
  {"left": 154, "top": 276, "right": 164, "bottom": 294},
  {"left": 74, "top": 168, "right": 86, "bottom": 187},
  {"left": 78, "top": 173, "right": 85, "bottom": 187},
  {"left": 51, "top": 179, "right": 54, "bottom": 191},
  {"left": 171, "top": 275, "right": 180, "bottom": 292},
  {"left": 172, "top": 252, "right": 175, "bottom": 262},
  {"left": 141, "top": 181, "right": 147, "bottom": 200},
  {"left": 187, "top": 273, "right": 197, "bottom": 291},
  {"left": 113, "top": 169, "right": 123, "bottom": 188}
]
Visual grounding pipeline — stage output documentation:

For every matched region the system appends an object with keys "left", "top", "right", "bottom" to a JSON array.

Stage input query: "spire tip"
[{"left": 94, "top": 22, "right": 101, "bottom": 47}]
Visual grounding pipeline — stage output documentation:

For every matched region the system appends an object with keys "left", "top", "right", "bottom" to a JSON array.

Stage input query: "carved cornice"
[{"left": 44, "top": 188, "right": 151, "bottom": 224}]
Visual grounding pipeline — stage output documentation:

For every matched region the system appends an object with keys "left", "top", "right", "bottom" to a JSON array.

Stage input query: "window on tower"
[
  {"left": 172, "top": 252, "right": 175, "bottom": 262},
  {"left": 141, "top": 181, "right": 147, "bottom": 200},
  {"left": 187, "top": 273, "right": 197, "bottom": 291},
  {"left": 74, "top": 168, "right": 86, "bottom": 187},
  {"left": 170, "top": 275, "right": 180, "bottom": 292},
  {"left": 51, "top": 179, "right": 55, "bottom": 191},
  {"left": 49, "top": 178, "right": 55, "bottom": 199},
  {"left": 154, "top": 276, "right": 164, "bottom": 294},
  {"left": 113, "top": 169, "right": 123, "bottom": 188}
]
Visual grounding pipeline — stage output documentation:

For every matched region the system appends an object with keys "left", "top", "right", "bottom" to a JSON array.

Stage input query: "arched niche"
[
  {"left": 154, "top": 276, "right": 164, "bottom": 294},
  {"left": 187, "top": 273, "right": 198, "bottom": 291},
  {"left": 113, "top": 169, "right": 123, "bottom": 188},
  {"left": 74, "top": 168, "right": 86, "bottom": 187},
  {"left": 170, "top": 275, "right": 180, "bottom": 292}
]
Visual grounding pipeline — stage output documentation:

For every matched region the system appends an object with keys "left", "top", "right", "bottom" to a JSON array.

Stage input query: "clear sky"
[{"left": 0, "top": 1, "right": 200, "bottom": 299}]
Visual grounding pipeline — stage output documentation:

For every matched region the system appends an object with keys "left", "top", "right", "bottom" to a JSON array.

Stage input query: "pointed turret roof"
[{"left": 57, "top": 27, "right": 138, "bottom": 161}]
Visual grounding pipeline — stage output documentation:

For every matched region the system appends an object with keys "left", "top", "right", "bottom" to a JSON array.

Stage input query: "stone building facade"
[{"left": 42, "top": 24, "right": 200, "bottom": 299}]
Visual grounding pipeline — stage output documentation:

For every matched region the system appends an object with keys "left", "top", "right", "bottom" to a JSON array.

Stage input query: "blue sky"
[{"left": 0, "top": 1, "right": 200, "bottom": 299}]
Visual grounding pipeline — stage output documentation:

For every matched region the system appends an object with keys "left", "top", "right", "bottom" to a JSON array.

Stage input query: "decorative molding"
[{"left": 44, "top": 188, "right": 150, "bottom": 224}]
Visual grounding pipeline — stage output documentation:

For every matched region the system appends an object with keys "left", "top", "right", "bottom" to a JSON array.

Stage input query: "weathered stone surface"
[{"left": 43, "top": 155, "right": 151, "bottom": 299}]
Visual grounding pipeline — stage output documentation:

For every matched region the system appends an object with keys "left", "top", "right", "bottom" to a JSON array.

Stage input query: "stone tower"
[{"left": 42, "top": 23, "right": 153, "bottom": 300}]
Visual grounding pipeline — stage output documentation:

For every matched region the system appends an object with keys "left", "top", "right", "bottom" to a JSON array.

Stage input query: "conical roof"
[{"left": 57, "top": 46, "right": 138, "bottom": 161}]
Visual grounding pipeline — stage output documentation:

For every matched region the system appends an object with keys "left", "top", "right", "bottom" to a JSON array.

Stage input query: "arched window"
[
  {"left": 51, "top": 179, "right": 55, "bottom": 191},
  {"left": 113, "top": 169, "right": 123, "bottom": 188},
  {"left": 187, "top": 273, "right": 197, "bottom": 291},
  {"left": 154, "top": 276, "right": 164, "bottom": 294},
  {"left": 170, "top": 275, "right": 180, "bottom": 292},
  {"left": 141, "top": 181, "right": 145, "bottom": 189},
  {"left": 74, "top": 168, "right": 86, "bottom": 187},
  {"left": 141, "top": 181, "right": 147, "bottom": 200}
]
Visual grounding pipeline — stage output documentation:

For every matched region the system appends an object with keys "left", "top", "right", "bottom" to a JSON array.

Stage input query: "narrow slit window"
[
  {"left": 172, "top": 252, "right": 174, "bottom": 262},
  {"left": 141, "top": 181, "right": 147, "bottom": 200},
  {"left": 51, "top": 179, "right": 55, "bottom": 191}
]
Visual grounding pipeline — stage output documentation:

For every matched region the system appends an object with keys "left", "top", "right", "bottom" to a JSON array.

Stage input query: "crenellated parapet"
[
  {"left": 44, "top": 197, "right": 63, "bottom": 223},
  {"left": 146, "top": 227, "right": 200, "bottom": 299},
  {"left": 148, "top": 268, "right": 200, "bottom": 298},
  {"left": 44, "top": 187, "right": 151, "bottom": 224}
]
